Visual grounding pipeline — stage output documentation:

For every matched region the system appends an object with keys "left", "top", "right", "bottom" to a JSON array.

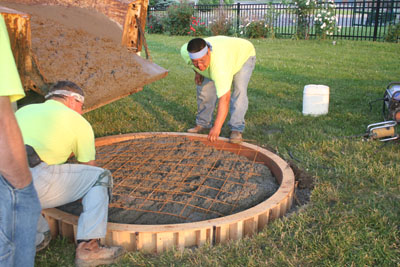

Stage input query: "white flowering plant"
[
  {"left": 293, "top": 0, "right": 317, "bottom": 39},
  {"left": 313, "top": 0, "right": 340, "bottom": 39},
  {"left": 237, "top": 17, "right": 270, "bottom": 38}
]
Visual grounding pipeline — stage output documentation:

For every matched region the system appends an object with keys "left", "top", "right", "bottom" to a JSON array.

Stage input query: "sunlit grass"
[{"left": 36, "top": 35, "right": 400, "bottom": 266}]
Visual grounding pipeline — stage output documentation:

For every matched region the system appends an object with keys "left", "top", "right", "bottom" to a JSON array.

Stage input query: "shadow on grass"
[{"left": 131, "top": 87, "right": 197, "bottom": 130}]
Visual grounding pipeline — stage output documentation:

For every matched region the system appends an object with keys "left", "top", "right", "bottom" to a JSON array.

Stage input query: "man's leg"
[
  {"left": 195, "top": 78, "right": 217, "bottom": 129},
  {"left": 31, "top": 163, "right": 110, "bottom": 242},
  {"left": 14, "top": 181, "right": 41, "bottom": 265},
  {"left": 229, "top": 56, "right": 256, "bottom": 132},
  {"left": 31, "top": 163, "right": 124, "bottom": 266},
  {"left": 77, "top": 170, "right": 111, "bottom": 240},
  {"left": 0, "top": 175, "right": 40, "bottom": 267}
]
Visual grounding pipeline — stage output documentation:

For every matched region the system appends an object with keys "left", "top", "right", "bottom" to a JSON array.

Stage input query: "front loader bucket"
[
  {"left": 1, "top": 0, "right": 168, "bottom": 113},
  {"left": 83, "top": 56, "right": 168, "bottom": 113}
]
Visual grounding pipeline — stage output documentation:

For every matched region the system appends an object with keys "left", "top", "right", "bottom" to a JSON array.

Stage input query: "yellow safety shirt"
[
  {"left": 0, "top": 16, "right": 24, "bottom": 102},
  {"left": 181, "top": 36, "right": 256, "bottom": 98},
  {"left": 16, "top": 100, "right": 95, "bottom": 165}
]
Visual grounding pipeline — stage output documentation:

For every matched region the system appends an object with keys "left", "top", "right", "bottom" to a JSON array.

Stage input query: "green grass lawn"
[{"left": 35, "top": 35, "right": 400, "bottom": 266}]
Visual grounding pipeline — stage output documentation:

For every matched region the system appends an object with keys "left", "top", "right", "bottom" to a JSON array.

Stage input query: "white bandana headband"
[
  {"left": 189, "top": 45, "right": 208, "bottom": 60},
  {"left": 45, "top": 89, "right": 85, "bottom": 103},
  {"left": 188, "top": 42, "right": 212, "bottom": 60}
]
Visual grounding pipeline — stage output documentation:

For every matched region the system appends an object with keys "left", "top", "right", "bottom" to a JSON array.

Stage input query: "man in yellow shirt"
[
  {"left": 0, "top": 15, "right": 41, "bottom": 267},
  {"left": 181, "top": 36, "right": 256, "bottom": 143},
  {"left": 16, "top": 81, "right": 125, "bottom": 267}
]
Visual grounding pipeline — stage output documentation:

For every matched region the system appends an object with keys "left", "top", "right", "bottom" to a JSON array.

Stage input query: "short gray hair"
[{"left": 46, "top": 81, "right": 84, "bottom": 99}]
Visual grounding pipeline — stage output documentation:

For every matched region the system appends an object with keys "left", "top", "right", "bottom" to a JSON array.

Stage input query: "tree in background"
[
  {"left": 150, "top": 0, "right": 180, "bottom": 10},
  {"left": 197, "top": 0, "right": 234, "bottom": 5}
]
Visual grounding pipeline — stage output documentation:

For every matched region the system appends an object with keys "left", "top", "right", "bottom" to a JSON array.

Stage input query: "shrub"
[
  {"left": 146, "top": 14, "right": 164, "bottom": 34},
  {"left": 313, "top": 0, "right": 339, "bottom": 39},
  {"left": 163, "top": 2, "right": 194, "bottom": 35},
  {"left": 385, "top": 23, "right": 400, "bottom": 43},
  {"left": 187, "top": 16, "right": 210, "bottom": 36},
  {"left": 208, "top": 12, "right": 234, "bottom": 36},
  {"left": 244, "top": 21, "right": 269, "bottom": 38},
  {"left": 293, "top": 0, "right": 317, "bottom": 39}
]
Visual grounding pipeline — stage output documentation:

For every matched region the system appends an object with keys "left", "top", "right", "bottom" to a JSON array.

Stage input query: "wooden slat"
[
  {"left": 121, "top": 0, "right": 148, "bottom": 51},
  {"left": 45, "top": 215, "right": 59, "bottom": 238},
  {"left": 60, "top": 221, "right": 74, "bottom": 242},
  {"left": 257, "top": 211, "right": 269, "bottom": 231},
  {"left": 244, "top": 217, "right": 257, "bottom": 237},
  {"left": 0, "top": 6, "right": 47, "bottom": 93}
]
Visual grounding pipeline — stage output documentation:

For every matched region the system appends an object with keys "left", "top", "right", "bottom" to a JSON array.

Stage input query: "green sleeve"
[
  {"left": 74, "top": 118, "right": 96, "bottom": 163},
  {"left": 0, "top": 16, "right": 24, "bottom": 102}
]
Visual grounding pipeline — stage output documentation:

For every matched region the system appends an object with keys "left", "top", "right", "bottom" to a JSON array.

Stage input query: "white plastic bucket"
[{"left": 302, "top": 84, "right": 330, "bottom": 116}]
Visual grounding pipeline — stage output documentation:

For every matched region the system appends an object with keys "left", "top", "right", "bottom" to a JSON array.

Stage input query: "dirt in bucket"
[{"left": 1, "top": 2, "right": 166, "bottom": 112}]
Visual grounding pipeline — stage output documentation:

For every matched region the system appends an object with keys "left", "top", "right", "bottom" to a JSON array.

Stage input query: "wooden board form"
[{"left": 42, "top": 132, "right": 295, "bottom": 253}]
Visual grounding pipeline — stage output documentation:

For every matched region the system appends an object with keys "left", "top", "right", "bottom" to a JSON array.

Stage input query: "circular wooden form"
[{"left": 42, "top": 132, "right": 295, "bottom": 253}]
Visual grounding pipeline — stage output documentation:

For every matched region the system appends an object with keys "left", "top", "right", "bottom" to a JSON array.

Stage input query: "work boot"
[
  {"left": 75, "top": 239, "right": 125, "bottom": 267},
  {"left": 229, "top": 131, "right": 243, "bottom": 144},
  {"left": 187, "top": 125, "right": 209, "bottom": 134},
  {"left": 36, "top": 230, "right": 51, "bottom": 252}
]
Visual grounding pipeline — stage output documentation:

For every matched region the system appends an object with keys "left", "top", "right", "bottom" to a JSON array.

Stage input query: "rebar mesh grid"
[{"left": 87, "top": 136, "right": 278, "bottom": 224}]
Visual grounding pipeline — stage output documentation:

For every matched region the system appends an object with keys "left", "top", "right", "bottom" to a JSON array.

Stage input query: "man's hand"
[
  {"left": 207, "top": 91, "right": 231, "bottom": 142},
  {"left": 194, "top": 72, "right": 204, "bottom": 85},
  {"left": 207, "top": 126, "right": 221, "bottom": 142}
]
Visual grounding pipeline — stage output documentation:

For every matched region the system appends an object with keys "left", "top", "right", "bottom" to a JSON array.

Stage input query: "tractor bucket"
[{"left": 1, "top": 0, "right": 168, "bottom": 113}]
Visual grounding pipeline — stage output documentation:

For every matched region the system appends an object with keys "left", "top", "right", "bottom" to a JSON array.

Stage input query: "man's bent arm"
[
  {"left": 0, "top": 96, "right": 32, "bottom": 188},
  {"left": 83, "top": 160, "right": 96, "bottom": 166},
  {"left": 194, "top": 71, "right": 204, "bottom": 85},
  {"left": 208, "top": 91, "right": 231, "bottom": 142}
]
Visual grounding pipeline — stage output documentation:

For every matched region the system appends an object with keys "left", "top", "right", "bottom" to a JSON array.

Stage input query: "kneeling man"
[{"left": 16, "top": 81, "right": 125, "bottom": 267}]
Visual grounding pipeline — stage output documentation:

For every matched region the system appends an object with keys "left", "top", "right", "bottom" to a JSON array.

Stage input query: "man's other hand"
[
  {"left": 194, "top": 72, "right": 204, "bottom": 85},
  {"left": 207, "top": 126, "right": 221, "bottom": 142}
]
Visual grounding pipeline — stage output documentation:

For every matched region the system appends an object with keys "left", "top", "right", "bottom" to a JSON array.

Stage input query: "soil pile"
[{"left": 0, "top": 2, "right": 167, "bottom": 112}]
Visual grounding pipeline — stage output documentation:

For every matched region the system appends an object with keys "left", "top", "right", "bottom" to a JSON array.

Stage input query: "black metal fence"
[{"left": 149, "top": 0, "right": 400, "bottom": 41}]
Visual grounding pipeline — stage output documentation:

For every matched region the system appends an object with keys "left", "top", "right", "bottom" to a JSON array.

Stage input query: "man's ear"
[{"left": 66, "top": 96, "right": 77, "bottom": 110}]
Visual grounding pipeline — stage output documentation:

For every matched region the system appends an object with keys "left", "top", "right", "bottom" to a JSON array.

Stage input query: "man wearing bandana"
[
  {"left": 181, "top": 36, "right": 256, "bottom": 143},
  {"left": 15, "top": 81, "right": 125, "bottom": 267}
]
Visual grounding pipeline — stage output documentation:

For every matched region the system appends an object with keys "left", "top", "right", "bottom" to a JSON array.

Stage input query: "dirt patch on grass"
[
  {"left": 287, "top": 161, "right": 313, "bottom": 213},
  {"left": 258, "top": 144, "right": 313, "bottom": 214}
]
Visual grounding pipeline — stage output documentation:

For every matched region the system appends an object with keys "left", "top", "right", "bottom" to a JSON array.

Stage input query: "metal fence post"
[
  {"left": 237, "top": 3, "right": 241, "bottom": 32},
  {"left": 373, "top": 0, "right": 381, "bottom": 41}
]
